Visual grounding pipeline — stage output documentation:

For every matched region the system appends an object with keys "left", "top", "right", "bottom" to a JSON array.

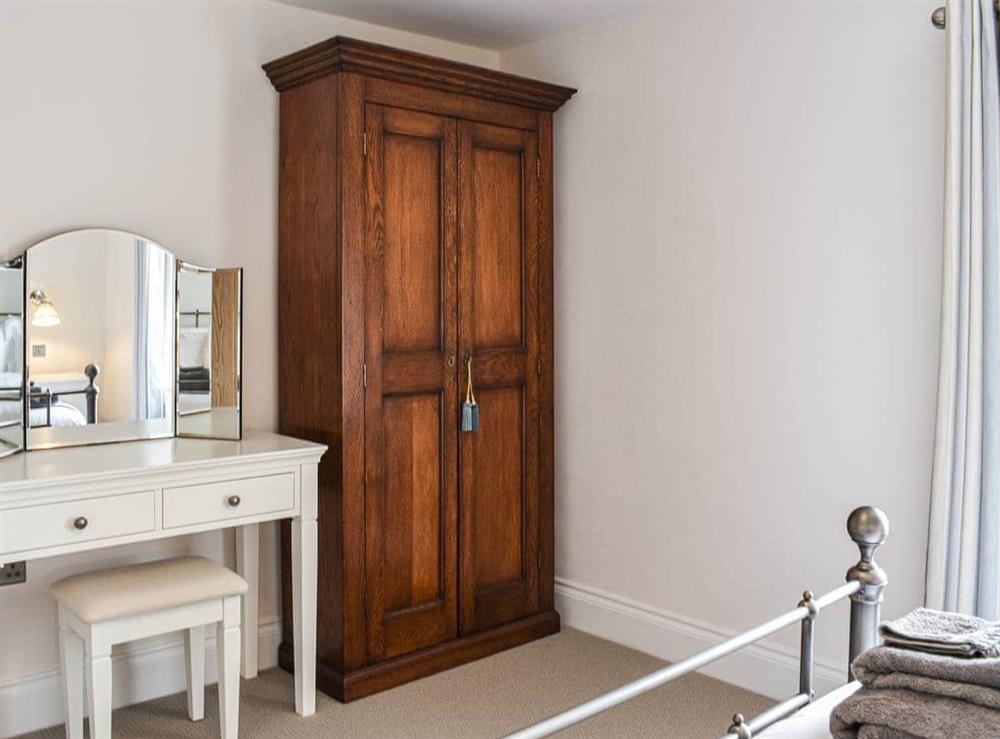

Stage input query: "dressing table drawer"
[
  {"left": 0, "top": 491, "right": 156, "bottom": 554},
  {"left": 162, "top": 474, "right": 295, "bottom": 529}
]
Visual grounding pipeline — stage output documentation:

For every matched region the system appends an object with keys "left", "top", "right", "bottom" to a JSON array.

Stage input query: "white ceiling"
[{"left": 274, "top": 0, "right": 660, "bottom": 50}]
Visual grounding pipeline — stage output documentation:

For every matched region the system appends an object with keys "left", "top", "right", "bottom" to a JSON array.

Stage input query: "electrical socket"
[
  {"left": 32, "top": 344, "right": 46, "bottom": 358},
  {"left": 0, "top": 561, "right": 26, "bottom": 586}
]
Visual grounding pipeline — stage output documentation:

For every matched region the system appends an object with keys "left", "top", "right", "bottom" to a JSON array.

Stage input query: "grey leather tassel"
[{"left": 462, "top": 355, "right": 479, "bottom": 432}]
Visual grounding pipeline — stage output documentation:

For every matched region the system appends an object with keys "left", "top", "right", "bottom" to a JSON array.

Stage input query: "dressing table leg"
[
  {"left": 235, "top": 523, "right": 260, "bottom": 679},
  {"left": 217, "top": 596, "right": 242, "bottom": 739},
  {"left": 291, "top": 516, "right": 317, "bottom": 716},
  {"left": 58, "top": 607, "right": 84, "bottom": 739}
]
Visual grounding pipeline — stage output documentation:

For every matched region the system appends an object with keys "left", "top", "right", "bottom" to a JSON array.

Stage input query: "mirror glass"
[
  {"left": 176, "top": 264, "right": 242, "bottom": 440},
  {"left": 25, "top": 230, "right": 176, "bottom": 449},
  {"left": 0, "top": 257, "right": 24, "bottom": 457}
]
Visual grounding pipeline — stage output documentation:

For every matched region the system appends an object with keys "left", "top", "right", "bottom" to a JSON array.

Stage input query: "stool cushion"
[{"left": 51, "top": 556, "right": 248, "bottom": 624}]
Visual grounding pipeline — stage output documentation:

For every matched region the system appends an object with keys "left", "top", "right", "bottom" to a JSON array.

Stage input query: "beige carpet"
[{"left": 20, "top": 628, "right": 772, "bottom": 738}]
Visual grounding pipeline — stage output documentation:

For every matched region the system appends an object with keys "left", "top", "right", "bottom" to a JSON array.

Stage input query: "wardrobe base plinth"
[{"left": 278, "top": 610, "right": 560, "bottom": 702}]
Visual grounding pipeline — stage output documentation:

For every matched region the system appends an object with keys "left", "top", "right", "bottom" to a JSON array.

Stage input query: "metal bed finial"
[
  {"left": 83, "top": 363, "right": 100, "bottom": 424},
  {"left": 845, "top": 506, "right": 889, "bottom": 677},
  {"left": 727, "top": 713, "right": 751, "bottom": 739}
]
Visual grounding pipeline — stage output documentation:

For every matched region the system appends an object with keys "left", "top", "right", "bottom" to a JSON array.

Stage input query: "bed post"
[
  {"left": 845, "top": 506, "right": 889, "bottom": 678},
  {"left": 84, "top": 363, "right": 100, "bottom": 424}
]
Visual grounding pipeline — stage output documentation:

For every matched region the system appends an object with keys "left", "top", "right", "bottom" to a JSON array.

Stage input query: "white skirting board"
[
  {"left": 0, "top": 619, "right": 282, "bottom": 738},
  {"left": 555, "top": 578, "right": 846, "bottom": 701}
]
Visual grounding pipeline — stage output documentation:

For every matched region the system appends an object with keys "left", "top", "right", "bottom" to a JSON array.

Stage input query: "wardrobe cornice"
[{"left": 263, "top": 36, "right": 576, "bottom": 111}]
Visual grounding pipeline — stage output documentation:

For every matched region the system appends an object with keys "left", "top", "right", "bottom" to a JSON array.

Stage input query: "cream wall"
[
  {"left": 500, "top": 0, "right": 944, "bottom": 696},
  {"left": 0, "top": 2, "right": 495, "bottom": 734}
]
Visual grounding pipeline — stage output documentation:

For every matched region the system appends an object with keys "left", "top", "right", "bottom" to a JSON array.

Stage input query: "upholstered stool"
[{"left": 51, "top": 556, "right": 248, "bottom": 739}]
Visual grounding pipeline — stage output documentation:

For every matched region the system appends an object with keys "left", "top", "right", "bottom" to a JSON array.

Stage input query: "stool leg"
[
  {"left": 86, "top": 630, "right": 112, "bottom": 739},
  {"left": 57, "top": 608, "right": 84, "bottom": 739},
  {"left": 216, "top": 596, "right": 241, "bottom": 739},
  {"left": 185, "top": 625, "right": 205, "bottom": 721}
]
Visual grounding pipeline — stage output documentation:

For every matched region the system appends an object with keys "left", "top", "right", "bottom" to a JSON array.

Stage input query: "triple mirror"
[{"left": 0, "top": 229, "right": 242, "bottom": 457}]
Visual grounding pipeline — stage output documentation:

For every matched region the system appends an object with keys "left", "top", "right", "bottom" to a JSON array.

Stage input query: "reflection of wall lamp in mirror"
[{"left": 29, "top": 289, "right": 60, "bottom": 327}]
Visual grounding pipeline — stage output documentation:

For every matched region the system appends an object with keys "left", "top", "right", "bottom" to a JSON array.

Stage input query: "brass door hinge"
[
  {"left": 363, "top": 132, "right": 368, "bottom": 156},
  {"left": 363, "top": 363, "right": 368, "bottom": 388},
  {"left": 536, "top": 157, "right": 541, "bottom": 180}
]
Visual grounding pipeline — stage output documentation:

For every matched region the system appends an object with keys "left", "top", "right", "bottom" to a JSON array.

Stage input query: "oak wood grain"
[
  {"left": 338, "top": 72, "right": 368, "bottom": 671},
  {"left": 364, "top": 104, "right": 459, "bottom": 661},
  {"left": 458, "top": 119, "right": 541, "bottom": 635},
  {"left": 210, "top": 269, "right": 240, "bottom": 408},
  {"left": 275, "top": 75, "right": 344, "bottom": 668},
  {"left": 365, "top": 77, "right": 538, "bottom": 131},
  {"left": 537, "top": 112, "right": 556, "bottom": 612}
]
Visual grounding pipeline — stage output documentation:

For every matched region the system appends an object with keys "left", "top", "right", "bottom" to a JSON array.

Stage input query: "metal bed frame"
[
  {"left": 2, "top": 289, "right": 100, "bottom": 428},
  {"left": 505, "top": 506, "right": 889, "bottom": 739},
  {"left": 179, "top": 309, "right": 211, "bottom": 328},
  {"left": 27, "top": 363, "right": 100, "bottom": 427}
]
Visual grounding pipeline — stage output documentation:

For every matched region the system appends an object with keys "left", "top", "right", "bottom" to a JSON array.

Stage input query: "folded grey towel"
[
  {"left": 881, "top": 608, "right": 1000, "bottom": 658},
  {"left": 830, "top": 686, "right": 1000, "bottom": 738},
  {"left": 853, "top": 646, "right": 1000, "bottom": 710}
]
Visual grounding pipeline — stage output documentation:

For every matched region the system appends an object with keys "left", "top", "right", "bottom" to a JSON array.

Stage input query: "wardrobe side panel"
[
  {"left": 536, "top": 112, "right": 555, "bottom": 613},
  {"left": 337, "top": 72, "right": 370, "bottom": 670},
  {"left": 276, "top": 75, "right": 345, "bottom": 669}
]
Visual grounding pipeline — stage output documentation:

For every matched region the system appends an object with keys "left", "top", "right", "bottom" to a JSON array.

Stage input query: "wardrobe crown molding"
[{"left": 262, "top": 36, "right": 576, "bottom": 111}]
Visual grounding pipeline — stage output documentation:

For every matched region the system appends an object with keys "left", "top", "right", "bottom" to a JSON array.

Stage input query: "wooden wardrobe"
[{"left": 264, "top": 37, "right": 574, "bottom": 701}]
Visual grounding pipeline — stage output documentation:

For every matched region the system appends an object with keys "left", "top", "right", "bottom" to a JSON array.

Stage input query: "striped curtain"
[{"left": 925, "top": 0, "right": 1000, "bottom": 619}]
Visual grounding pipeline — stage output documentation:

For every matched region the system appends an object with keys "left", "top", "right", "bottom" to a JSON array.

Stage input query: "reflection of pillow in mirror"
[
  {"left": 179, "top": 327, "right": 210, "bottom": 368},
  {"left": 0, "top": 316, "right": 22, "bottom": 375}
]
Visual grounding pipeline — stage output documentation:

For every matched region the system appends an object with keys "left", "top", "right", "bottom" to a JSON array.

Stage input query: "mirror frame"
[{"left": 1, "top": 228, "right": 243, "bottom": 454}]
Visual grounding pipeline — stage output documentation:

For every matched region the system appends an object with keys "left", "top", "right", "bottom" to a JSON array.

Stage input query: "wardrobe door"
[
  {"left": 364, "top": 105, "right": 460, "bottom": 660},
  {"left": 458, "top": 120, "right": 541, "bottom": 634}
]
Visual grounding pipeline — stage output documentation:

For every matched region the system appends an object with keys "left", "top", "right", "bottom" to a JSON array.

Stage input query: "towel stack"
[{"left": 830, "top": 608, "right": 1000, "bottom": 738}]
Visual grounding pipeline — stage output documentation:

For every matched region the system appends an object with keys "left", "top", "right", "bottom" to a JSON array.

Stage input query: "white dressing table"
[{"left": 0, "top": 430, "right": 325, "bottom": 716}]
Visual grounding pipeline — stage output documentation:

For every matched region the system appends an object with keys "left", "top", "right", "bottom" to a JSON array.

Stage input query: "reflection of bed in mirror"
[
  {"left": 178, "top": 311, "right": 211, "bottom": 416},
  {"left": 4, "top": 324, "right": 98, "bottom": 430},
  {"left": 0, "top": 312, "right": 26, "bottom": 450},
  {"left": 0, "top": 259, "right": 25, "bottom": 456},
  {"left": 26, "top": 365, "right": 100, "bottom": 428},
  {"left": 176, "top": 263, "right": 241, "bottom": 440}
]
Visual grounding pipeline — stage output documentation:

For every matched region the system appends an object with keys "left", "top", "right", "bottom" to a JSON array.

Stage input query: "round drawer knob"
[
  {"left": 227, "top": 495, "right": 241, "bottom": 507},
  {"left": 73, "top": 516, "right": 88, "bottom": 530}
]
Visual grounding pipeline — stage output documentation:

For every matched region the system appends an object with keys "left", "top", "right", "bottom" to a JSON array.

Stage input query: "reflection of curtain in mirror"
[{"left": 134, "top": 241, "right": 171, "bottom": 420}]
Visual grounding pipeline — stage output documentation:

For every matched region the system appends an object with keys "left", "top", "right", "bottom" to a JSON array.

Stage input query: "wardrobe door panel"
[
  {"left": 458, "top": 120, "right": 540, "bottom": 634},
  {"left": 472, "top": 386, "right": 524, "bottom": 588},
  {"left": 472, "top": 147, "right": 524, "bottom": 349},
  {"left": 383, "top": 133, "right": 442, "bottom": 353},
  {"left": 365, "top": 104, "right": 459, "bottom": 661},
  {"left": 383, "top": 393, "right": 443, "bottom": 611}
]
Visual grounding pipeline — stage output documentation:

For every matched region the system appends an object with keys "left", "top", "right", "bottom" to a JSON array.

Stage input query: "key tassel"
[{"left": 462, "top": 356, "right": 479, "bottom": 432}]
